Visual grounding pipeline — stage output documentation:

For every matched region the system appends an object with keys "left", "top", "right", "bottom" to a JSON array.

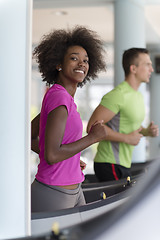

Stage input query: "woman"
[{"left": 31, "top": 26, "right": 107, "bottom": 212}]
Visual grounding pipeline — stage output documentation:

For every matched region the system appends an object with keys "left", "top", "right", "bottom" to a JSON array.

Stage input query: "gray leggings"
[{"left": 31, "top": 179, "right": 86, "bottom": 212}]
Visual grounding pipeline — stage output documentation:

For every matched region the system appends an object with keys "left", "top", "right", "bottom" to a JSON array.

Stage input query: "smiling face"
[
  {"left": 133, "top": 53, "right": 154, "bottom": 83},
  {"left": 58, "top": 45, "right": 89, "bottom": 85}
]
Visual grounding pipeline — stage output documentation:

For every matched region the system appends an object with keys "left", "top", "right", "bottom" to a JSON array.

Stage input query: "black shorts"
[{"left": 94, "top": 162, "right": 131, "bottom": 182}]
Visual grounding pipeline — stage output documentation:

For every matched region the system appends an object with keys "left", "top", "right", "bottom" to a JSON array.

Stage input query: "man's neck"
[{"left": 125, "top": 76, "right": 141, "bottom": 91}]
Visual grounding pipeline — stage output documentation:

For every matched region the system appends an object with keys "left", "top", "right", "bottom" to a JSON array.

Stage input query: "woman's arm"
[
  {"left": 44, "top": 105, "right": 108, "bottom": 165},
  {"left": 31, "top": 113, "right": 40, "bottom": 154}
]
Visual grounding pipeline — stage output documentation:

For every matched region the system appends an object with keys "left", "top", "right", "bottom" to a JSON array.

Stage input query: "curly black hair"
[{"left": 33, "top": 25, "right": 107, "bottom": 87}]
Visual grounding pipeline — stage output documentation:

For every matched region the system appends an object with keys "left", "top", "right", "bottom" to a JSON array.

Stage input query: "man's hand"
[
  {"left": 147, "top": 121, "right": 159, "bottom": 137},
  {"left": 126, "top": 127, "right": 143, "bottom": 146}
]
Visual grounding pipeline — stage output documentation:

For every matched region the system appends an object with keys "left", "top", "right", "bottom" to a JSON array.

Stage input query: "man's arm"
[
  {"left": 87, "top": 104, "right": 143, "bottom": 146},
  {"left": 87, "top": 104, "right": 115, "bottom": 133}
]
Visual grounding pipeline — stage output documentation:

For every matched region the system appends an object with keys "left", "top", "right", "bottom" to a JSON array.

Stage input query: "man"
[{"left": 87, "top": 48, "right": 159, "bottom": 182}]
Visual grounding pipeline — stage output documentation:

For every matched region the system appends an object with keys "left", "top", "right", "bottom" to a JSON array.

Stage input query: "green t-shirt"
[{"left": 94, "top": 81, "right": 145, "bottom": 168}]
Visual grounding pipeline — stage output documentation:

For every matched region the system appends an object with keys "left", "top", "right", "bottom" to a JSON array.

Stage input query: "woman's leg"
[{"left": 31, "top": 179, "right": 85, "bottom": 212}]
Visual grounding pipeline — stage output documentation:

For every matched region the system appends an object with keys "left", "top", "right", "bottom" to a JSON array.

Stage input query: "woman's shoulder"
[
  {"left": 43, "top": 84, "right": 74, "bottom": 113},
  {"left": 50, "top": 84, "right": 71, "bottom": 96},
  {"left": 44, "top": 84, "right": 69, "bottom": 101}
]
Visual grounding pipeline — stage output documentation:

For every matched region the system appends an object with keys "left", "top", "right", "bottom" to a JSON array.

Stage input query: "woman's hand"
[
  {"left": 80, "top": 160, "right": 86, "bottom": 171},
  {"left": 88, "top": 120, "right": 108, "bottom": 143}
]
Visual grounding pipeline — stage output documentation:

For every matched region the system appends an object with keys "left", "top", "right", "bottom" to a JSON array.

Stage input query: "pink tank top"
[{"left": 36, "top": 84, "right": 84, "bottom": 185}]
